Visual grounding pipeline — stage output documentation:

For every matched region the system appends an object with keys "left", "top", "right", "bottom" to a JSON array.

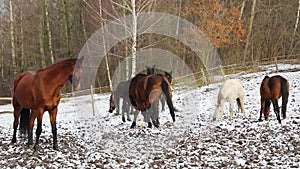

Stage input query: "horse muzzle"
[
  {"left": 73, "top": 83, "right": 81, "bottom": 91},
  {"left": 108, "top": 107, "right": 115, "bottom": 113},
  {"left": 264, "top": 109, "right": 270, "bottom": 120}
]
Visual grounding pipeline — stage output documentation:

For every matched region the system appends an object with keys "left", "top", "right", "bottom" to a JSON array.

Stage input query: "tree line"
[{"left": 0, "top": 0, "right": 299, "bottom": 97}]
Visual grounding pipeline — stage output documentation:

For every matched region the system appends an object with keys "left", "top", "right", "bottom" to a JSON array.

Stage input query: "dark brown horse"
[
  {"left": 129, "top": 71, "right": 175, "bottom": 128},
  {"left": 12, "top": 57, "right": 83, "bottom": 151},
  {"left": 259, "top": 75, "right": 289, "bottom": 124},
  {"left": 108, "top": 65, "right": 162, "bottom": 122}
]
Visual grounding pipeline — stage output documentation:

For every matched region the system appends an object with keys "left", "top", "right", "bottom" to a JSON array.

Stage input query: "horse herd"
[{"left": 10, "top": 58, "right": 290, "bottom": 151}]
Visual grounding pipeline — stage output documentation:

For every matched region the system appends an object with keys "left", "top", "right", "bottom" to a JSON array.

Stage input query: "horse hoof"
[
  {"left": 122, "top": 117, "right": 126, "bottom": 122},
  {"left": 173, "top": 122, "right": 177, "bottom": 128},
  {"left": 127, "top": 119, "right": 131, "bottom": 121},
  {"left": 130, "top": 122, "right": 136, "bottom": 129},
  {"left": 258, "top": 118, "right": 263, "bottom": 122},
  {"left": 147, "top": 122, "right": 152, "bottom": 128},
  {"left": 11, "top": 138, "right": 16, "bottom": 143},
  {"left": 33, "top": 144, "right": 39, "bottom": 151},
  {"left": 53, "top": 144, "right": 58, "bottom": 150}
]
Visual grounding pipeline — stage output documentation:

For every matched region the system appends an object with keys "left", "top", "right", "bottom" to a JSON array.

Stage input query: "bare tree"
[
  {"left": 289, "top": 0, "right": 300, "bottom": 55},
  {"left": 44, "top": 0, "right": 54, "bottom": 63},
  {"left": 9, "top": 0, "right": 16, "bottom": 73},
  {"left": 243, "top": 0, "right": 256, "bottom": 65}
]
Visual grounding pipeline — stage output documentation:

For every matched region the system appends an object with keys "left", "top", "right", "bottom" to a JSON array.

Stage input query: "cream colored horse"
[{"left": 213, "top": 79, "right": 246, "bottom": 121}]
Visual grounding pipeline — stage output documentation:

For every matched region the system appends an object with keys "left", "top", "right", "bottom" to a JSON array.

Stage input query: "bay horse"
[
  {"left": 213, "top": 79, "right": 246, "bottom": 121},
  {"left": 12, "top": 57, "right": 84, "bottom": 151},
  {"left": 108, "top": 65, "right": 167, "bottom": 122},
  {"left": 259, "top": 75, "right": 289, "bottom": 124},
  {"left": 129, "top": 71, "right": 175, "bottom": 128}
]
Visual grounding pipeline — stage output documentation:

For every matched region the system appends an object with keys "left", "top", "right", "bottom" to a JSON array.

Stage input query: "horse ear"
[
  {"left": 169, "top": 71, "right": 172, "bottom": 75},
  {"left": 145, "top": 65, "right": 149, "bottom": 69},
  {"left": 78, "top": 56, "right": 84, "bottom": 63},
  {"left": 153, "top": 65, "right": 156, "bottom": 68}
]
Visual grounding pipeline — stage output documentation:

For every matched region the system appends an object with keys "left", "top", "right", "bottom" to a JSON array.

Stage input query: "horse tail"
[
  {"left": 19, "top": 108, "right": 30, "bottom": 134},
  {"left": 161, "top": 79, "right": 175, "bottom": 122},
  {"left": 280, "top": 77, "right": 289, "bottom": 118}
]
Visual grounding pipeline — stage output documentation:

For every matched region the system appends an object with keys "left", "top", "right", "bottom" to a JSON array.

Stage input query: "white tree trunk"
[
  {"left": 99, "top": 0, "right": 113, "bottom": 91},
  {"left": 20, "top": 9, "right": 24, "bottom": 67},
  {"left": 9, "top": 0, "right": 16, "bottom": 73},
  {"left": 290, "top": 0, "right": 300, "bottom": 55},
  {"left": 0, "top": 21, "right": 4, "bottom": 78},
  {"left": 131, "top": 0, "right": 137, "bottom": 78},
  {"left": 243, "top": 0, "right": 256, "bottom": 65},
  {"left": 45, "top": 0, "right": 54, "bottom": 64},
  {"left": 293, "top": 0, "right": 300, "bottom": 37},
  {"left": 239, "top": 0, "right": 246, "bottom": 20}
]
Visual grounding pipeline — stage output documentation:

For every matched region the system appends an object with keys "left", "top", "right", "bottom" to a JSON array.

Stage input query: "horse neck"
[{"left": 40, "top": 60, "right": 75, "bottom": 88}]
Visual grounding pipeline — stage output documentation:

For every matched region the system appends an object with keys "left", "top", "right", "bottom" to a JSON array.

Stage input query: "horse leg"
[
  {"left": 126, "top": 101, "right": 131, "bottom": 121},
  {"left": 272, "top": 99, "right": 281, "bottom": 124},
  {"left": 49, "top": 107, "right": 58, "bottom": 150},
  {"left": 130, "top": 110, "right": 139, "bottom": 129},
  {"left": 121, "top": 99, "right": 126, "bottom": 122},
  {"left": 237, "top": 97, "right": 246, "bottom": 118},
  {"left": 28, "top": 110, "right": 38, "bottom": 147},
  {"left": 33, "top": 109, "right": 45, "bottom": 151},
  {"left": 259, "top": 98, "right": 265, "bottom": 121},
  {"left": 141, "top": 110, "right": 152, "bottom": 128},
  {"left": 229, "top": 100, "right": 234, "bottom": 120},
  {"left": 282, "top": 97, "right": 288, "bottom": 119},
  {"left": 241, "top": 99, "right": 246, "bottom": 118},
  {"left": 115, "top": 96, "right": 120, "bottom": 115},
  {"left": 160, "top": 95, "right": 165, "bottom": 112},
  {"left": 151, "top": 100, "right": 160, "bottom": 128},
  {"left": 12, "top": 106, "right": 22, "bottom": 143}
]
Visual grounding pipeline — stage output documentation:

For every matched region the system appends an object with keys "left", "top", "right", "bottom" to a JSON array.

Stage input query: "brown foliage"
[{"left": 185, "top": 0, "right": 246, "bottom": 47}]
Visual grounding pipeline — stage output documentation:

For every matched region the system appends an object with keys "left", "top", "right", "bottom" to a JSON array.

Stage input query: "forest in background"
[{"left": 0, "top": 0, "right": 299, "bottom": 97}]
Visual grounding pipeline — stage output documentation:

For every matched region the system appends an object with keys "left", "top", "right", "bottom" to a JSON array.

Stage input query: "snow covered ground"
[{"left": 0, "top": 64, "right": 299, "bottom": 168}]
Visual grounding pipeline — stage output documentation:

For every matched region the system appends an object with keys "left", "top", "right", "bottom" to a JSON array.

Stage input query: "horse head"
[
  {"left": 146, "top": 65, "right": 155, "bottom": 75},
  {"left": 165, "top": 71, "right": 173, "bottom": 84},
  {"left": 71, "top": 57, "right": 84, "bottom": 90},
  {"left": 108, "top": 92, "right": 116, "bottom": 113}
]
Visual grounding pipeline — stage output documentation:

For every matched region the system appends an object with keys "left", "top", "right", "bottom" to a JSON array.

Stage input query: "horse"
[
  {"left": 259, "top": 75, "right": 289, "bottom": 124},
  {"left": 129, "top": 71, "right": 175, "bottom": 128},
  {"left": 12, "top": 57, "right": 84, "bottom": 151},
  {"left": 108, "top": 65, "right": 167, "bottom": 122},
  {"left": 213, "top": 79, "right": 246, "bottom": 121},
  {"left": 108, "top": 79, "right": 133, "bottom": 122}
]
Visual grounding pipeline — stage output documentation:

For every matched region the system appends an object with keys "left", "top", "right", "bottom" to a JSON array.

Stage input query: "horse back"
[
  {"left": 268, "top": 75, "right": 289, "bottom": 99},
  {"left": 116, "top": 80, "right": 130, "bottom": 98},
  {"left": 219, "top": 79, "right": 244, "bottom": 100}
]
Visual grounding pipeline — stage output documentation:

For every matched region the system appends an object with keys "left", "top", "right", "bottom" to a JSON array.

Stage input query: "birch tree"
[
  {"left": 289, "top": 0, "right": 300, "bottom": 55},
  {"left": 62, "top": 0, "right": 72, "bottom": 56},
  {"left": 243, "top": 0, "right": 256, "bottom": 65},
  {"left": 9, "top": 0, "right": 16, "bottom": 73},
  {"left": 44, "top": 0, "right": 54, "bottom": 64},
  {"left": 38, "top": 1, "right": 46, "bottom": 67}
]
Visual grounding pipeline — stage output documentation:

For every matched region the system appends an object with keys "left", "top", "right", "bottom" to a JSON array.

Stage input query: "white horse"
[{"left": 213, "top": 79, "right": 246, "bottom": 121}]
